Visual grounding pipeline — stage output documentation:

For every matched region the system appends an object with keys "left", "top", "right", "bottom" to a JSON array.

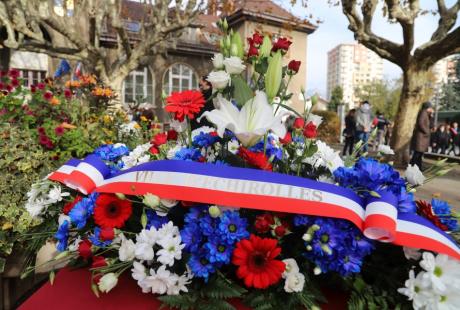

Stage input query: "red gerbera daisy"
[
  {"left": 232, "top": 234, "right": 285, "bottom": 289},
  {"left": 238, "top": 147, "right": 273, "bottom": 171},
  {"left": 93, "top": 194, "right": 132, "bottom": 228},
  {"left": 165, "top": 90, "right": 205, "bottom": 122}
]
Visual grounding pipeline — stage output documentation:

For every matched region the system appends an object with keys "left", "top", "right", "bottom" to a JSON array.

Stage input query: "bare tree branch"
[{"left": 431, "top": 0, "right": 460, "bottom": 41}]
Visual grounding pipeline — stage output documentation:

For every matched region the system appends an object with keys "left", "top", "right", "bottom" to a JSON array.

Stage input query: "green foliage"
[
  {"left": 315, "top": 110, "right": 341, "bottom": 144},
  {"left": 231, "top": 75, "right": 254, "bottom": 106},
  {"left": 439, "top": 82, "right": 460, "bottom": 111},
  {"left": 329, "top": 86, "right": 343, "bottom": 111},
  {"left": 158, "top": 273, "right": 246, "bottom": 310},
  {"left": 354, "top": 79, "right": 400, "bottom": 120}
]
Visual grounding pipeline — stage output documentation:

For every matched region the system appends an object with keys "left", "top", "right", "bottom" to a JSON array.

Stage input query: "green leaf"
[
  {"left": 231, "top": 75, "right": 253, "bottom": 107},
  {"left": 369, "top": 191, "right": 381, "bottom": 198},
  {"left": 274, "top": 102, "right": 302, "bottom": 118}
]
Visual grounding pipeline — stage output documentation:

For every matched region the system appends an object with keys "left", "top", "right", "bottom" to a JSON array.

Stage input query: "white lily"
[{"left": 199, "top": 91, "right": 286, "bottom": 147}]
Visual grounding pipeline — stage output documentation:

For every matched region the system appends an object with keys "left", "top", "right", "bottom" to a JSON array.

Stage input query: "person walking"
[
  {"left": 342, "top": 109, "right": 356, "bottom": 156},
  {"left": 355, "top": 101, "right": 373, "bottom": 153},
  {"left": 447, "top": 122, "right": 459, "bottom": 156},
  {"left": 372, "top": 111, "right": 389, "bottom": 151},
  {"left": 410, "top": 102, "right": 434, "bottom": 170},
  {"left": 191, "top": 76, "right": 214, "bottom": 130}
]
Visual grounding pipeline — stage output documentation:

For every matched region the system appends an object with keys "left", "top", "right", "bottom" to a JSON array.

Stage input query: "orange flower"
[
  {"left": 50, "top": 97, "right": 60, "bottom": 105},
  {"left": 103, "top": 88, "right": 113, "bottom": 97}
]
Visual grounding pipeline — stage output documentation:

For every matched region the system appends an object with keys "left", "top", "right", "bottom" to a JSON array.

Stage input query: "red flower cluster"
[
  {"left": 238, "top": 147, "right": 273, "bottom": 171},
  {"left": 37, "top": 127, "right": 55, "bottom": 149},
  {"left": 150, "top": 131, "right": 178, "bottom": 155},
  {"left": 232, "top": 234, "right": 286, "bottom": 289},
  {"left": 254, "top": 214, "right": 275, "bottom": 234},
  {"left": 292, "top": 117, "right": 317, "bottom": 139},
  {"left": 416, "top": 200, "right": 448, "bottom": 231},
  {"left": 94, "top": 194, "right": 133, "bottom": 228},
  {"left": 288, "top": 60, "right": 301, "bottom": 74},
  {"left": 272, "top": 37, "right": 292, "bottom": 53},
  {"left": 165, "top": 90, "right": 205, "bottom": 122},
  {"left": 247, "top": 32, "right": 264, "bottom": 58}
]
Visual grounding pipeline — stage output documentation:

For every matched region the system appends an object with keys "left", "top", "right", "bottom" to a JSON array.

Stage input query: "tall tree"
[
  {"left": 329, "top": 85, "right": 344, "bottom": 111},
  {"left": 0, "top": 0, "right": 201, "bottom": 108},
  {"left": 297, "top": 0, "right": 460, "bottom": 163}
]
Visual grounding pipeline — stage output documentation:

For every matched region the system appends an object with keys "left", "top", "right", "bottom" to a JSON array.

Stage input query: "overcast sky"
[{"left": 275, "top": 0, "right": 459, "bottom": 97}]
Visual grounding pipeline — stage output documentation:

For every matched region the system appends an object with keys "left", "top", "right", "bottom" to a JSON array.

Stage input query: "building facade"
[
  {"left": 327, "top": 43, "right": 383, "bottom": 109},
  {"left": 3, "top": 0, "right": 316, "bottom": 121}
]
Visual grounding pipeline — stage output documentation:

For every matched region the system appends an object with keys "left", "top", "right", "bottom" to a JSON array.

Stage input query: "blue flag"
[{"left": 54, "top": 59, "right": 71, "bottom": 78}]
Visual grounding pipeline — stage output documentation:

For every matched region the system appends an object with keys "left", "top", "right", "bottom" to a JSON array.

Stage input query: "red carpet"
[{"left": 19, "top": 268, "right": 347, "bottom": 309}]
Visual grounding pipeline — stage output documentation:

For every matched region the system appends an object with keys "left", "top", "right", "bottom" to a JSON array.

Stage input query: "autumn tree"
[{"left": 0, "top": 0, "right": 201, "bottom": 108}]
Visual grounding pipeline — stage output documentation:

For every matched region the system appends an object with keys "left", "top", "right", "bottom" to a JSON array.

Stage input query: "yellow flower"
[
  {"left": 2, "top": 222, "right": 13, "bottom": 230},
  {"left": 103, "top": 115, "right": 113, "bottom": 123},
  {"left": 140, "top": 116, "right": 148, "bottom": 122},
  {"left": 134, "top": 122, "right": 141, "bottom": 129}
]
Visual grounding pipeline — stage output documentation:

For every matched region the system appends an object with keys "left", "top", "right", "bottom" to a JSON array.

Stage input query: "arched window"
[
  {"left": 162, "top": 63, "right": 198, "bottom": 95},
  {"left": 123, "top": 67, "right": 155, "bottom": 107}
]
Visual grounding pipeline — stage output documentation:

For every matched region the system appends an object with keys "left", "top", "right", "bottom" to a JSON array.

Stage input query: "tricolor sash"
[{"left": 49, "top": 157, "right": 460, "bottom": 260}]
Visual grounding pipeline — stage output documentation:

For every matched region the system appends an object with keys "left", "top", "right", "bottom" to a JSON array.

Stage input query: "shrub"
[{"left": 315, "top": 110, "right": 340, "bottom": 144}]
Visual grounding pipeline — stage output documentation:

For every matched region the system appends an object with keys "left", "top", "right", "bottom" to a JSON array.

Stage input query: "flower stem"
[
  {"left": 186, "top": 117, "right": 192, "bottom": 148},
  {"left": 263, "top": 133, "right": 268, "bottom": 155}
]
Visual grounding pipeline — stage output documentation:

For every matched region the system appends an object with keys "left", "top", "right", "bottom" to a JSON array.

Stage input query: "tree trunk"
[
  {"left": 390, "top": 66, "right": 430, "bottom": 166},
  {"left": 0, "top": 47, "right": 10, "bottom": 70},
  {"left": 107, "top": 76, "right": 125, "bottom": 111}
]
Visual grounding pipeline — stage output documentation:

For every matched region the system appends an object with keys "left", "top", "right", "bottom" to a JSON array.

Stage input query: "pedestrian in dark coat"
[
  {"left": 410, "top": 102, "right": 434, "bottom": 170},
  {"left": 342, "top": 109, "right": 356, "bottom": 156}
]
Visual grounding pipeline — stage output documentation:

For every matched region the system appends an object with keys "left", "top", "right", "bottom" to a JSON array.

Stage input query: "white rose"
[
  {"left": 223, "top": 56, "right": 246, "bottom": 74},
  {"left": 212, "top": 53, "right": 224, "bottom": 69},
  {"left": 282, "top": 258, "right": 300, "bottom": 279},
  {"left": 284, "top": 273, "right": 305, "bottom": 293},
  {"left": 377, "top": 144, "right": 395, "bottom": 155},
  {"left": 405, "top": 164, "right": 426, "bottom": 186},
  {"left": 98, "top": 273, "right": 118, "bottom": 293},
  {"left": 207, "top": 70, "right": 230, "bottom": 89},
  {"left": 119, "top": 236, "right": 136, "bottom": 262}
]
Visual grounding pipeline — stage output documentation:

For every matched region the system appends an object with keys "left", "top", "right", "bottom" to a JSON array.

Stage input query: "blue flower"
[
  {"left": 93, "top": 144, "right": 129, "bottom": 162},
  {"left": 173, "top": 147, "right": 203, "bottom": 161},
  {"left": 217, "top": 211, "right": 249, "bottom": 243},
  {"left": 249, "top": 135, "right": 282, "bottom": 161},
  {"left": 204, "top": 237, "right": 234, "bottom": 264},
  {"left": 55, "top": 220, "right": 70, "bottom": 252},
  {"left": 293, "top": 215, "right": 310, "bottom": 227},
  {"left": 193, "top": 132, "right": 219, "bottom": 148},
  {"left": 184, "top": 205, "right": 209, "bottom": 224},
  {"left": 146, "top": 210, "right": 168, "bottom": 229},
  {"left": 188, "top": 250, "right": 216, "bottom": 281},
  {"left": 68, "top": 193, "right": 99, "bottom": 229},
  {"left": 199, "top": 214, "right": 216, "bottom": 237},
  {"left": 432, "top": 198, "right": 458, "bottom": 231},
  {"left": 89, "top": 227, "right": 112, "bottom": 248},
  {"left": 181, "top": 223, "right": 203, "bottom": 253}
]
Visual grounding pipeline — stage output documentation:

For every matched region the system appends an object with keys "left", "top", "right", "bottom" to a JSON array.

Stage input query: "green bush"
[{"left": 315, "top": 110, "right": 340, "bottom": 144}]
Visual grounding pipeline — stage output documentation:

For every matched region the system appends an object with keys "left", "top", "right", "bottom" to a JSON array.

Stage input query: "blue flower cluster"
[
  {"left": 432, "top": 198, "right": 458, "bottom": 231},
  {"left": 193, "top": 132, "right": 220, "bottom": 148},
  {"left": 181, "top": 206, "right": 249, "bottom": 280},
  {"left": 146, "top": 209, "right": 169, "bottom": 229},
  {"left": 249, "top": 135, "right": 282, "bottom": 161},
  {"left": 334, "top": 158, "right": 415, "bottom": 213},
  {"left": 93, "top": 144, "right": 130, "bottom": 162},
  {"left": 68, "top": 193, "right": 99, "bottom": 229},
  {"left": 173, "top": 147, "right": 203, "bottom": 161},
  {"left": 294, "top": 216, "right": 374, "bottom": 276},
  {"left": 55, "top": 220, "right": 70, "bottom": 252},
  {"left": 89, "top": 227, "right": 113, "bottom": 248}
]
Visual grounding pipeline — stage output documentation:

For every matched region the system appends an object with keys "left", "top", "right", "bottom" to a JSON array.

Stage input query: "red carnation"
[
  {"left": 91, "top": 256, "right": 107, "bottom": 269},
  {"left": 11, "top": 78, "right": 20, "bottom": 88},
  {"left": 55, "top": 126, "right": 65, "bottom": 136},
  {"left": 279, "top": 132, "right": 292, "bottom": 144},
  {"left": 100, "top": 227, "right": 115, "bottom": 241},
  {"left": 93, "top": 194, "right": 132, "bottom": 228},
  {"left": 165, "top": 90, "right": 205, "bottom": 122},
  {"left": 293, "top": 117, "right": 305, "bottom": 129},
  {"left": 274, "top": 225, "right": 287, "bottom": 237},
  {"left": 78, "top": 239, "right": 93, "bottom": 259},
  {"left": 64, "top": 88, "right": 72, "bottom": 99},
  {"left": 6, "top": 84, "right": 12, "bottom": 92},
  {"left": 254, "top": 214, "right": 275, "bottom": 234},
  {"left": 63, "top": 196, "right": 82, "bottom": 215},
  {"left": 232, "top": 234, "right": 285, "bottom": 289},
  {"left": 247, "top": 45, "right": 259, "bottom": 58},
  {"left": 303, "top": 121, "right": 317, "bottom": 139},
  {"left": 152, "top": 133, "right": 168, "bottom": 146},
  {"left": 30, "top": 85, "right": 37, "bottom": 93},
  {"left": 238, "top": 147, "right": 273, "bottom": 171},
  {"left": 8, "top": 69, "right": 20, "bottom": 78},
  {"left": 149, "top": 146, "right": 159, "bottom": 155},
  {"left": 248, "top": 32, "right": 264, "bottom": 46},
  {"left": 416, "top": 200, "right": 448, "bottom": 231},
  {"left": 167, "top": 129, "right": 178, "bottom": 141},
  {"left": 43, "top": 91, "right": 53, "bottom": 101},
  {"left": 272, "top": 37, "right": 292, "bottom": 53},
  {"left": 37, "top": 82, "right": 46, "bottom": 90},
  {"left": 288, "top": 60, "right": 301, "bottom": 74}
]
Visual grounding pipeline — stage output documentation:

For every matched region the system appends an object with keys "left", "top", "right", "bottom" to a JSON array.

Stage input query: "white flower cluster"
[
  {"left": 118, "top": 221, "right": 192, "bottom": 295},
  {"left": 282, "top": 258, "right": 305, "bottom": 293},
  {"left": 398, "top": 252, "right": 460, "bottom": 309},
  {"left": 25, "top": 181, "right": 69, "bottom": 218},
  {"left": 119, "top": 121, "right": 141, "bottom": 137},
  {"left": 121, "top": 143, "right": 151, "bottom": 170},
  {"left": 405, "top": 164, "right": 426, "bottom": 186},
  {"left": 377, "top": 144, "right": 395, "bottom": 155},
  {"left": 302, "top": 140, "right": 344, "bottom": 174},
  {"left": 207, "top": 53, "right": 246, "bottom": 90}
]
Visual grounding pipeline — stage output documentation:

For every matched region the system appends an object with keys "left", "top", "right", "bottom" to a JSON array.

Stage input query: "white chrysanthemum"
[
  {"left": 284, "top": 273, "right": 305, "bottom": 293},
  {"left": 405, "top": 164, "right": 426, "bottom": 186},
  {"left": 227, "top": 139, "right": 240, "bottom": 154},
  {"left": 119, "top": 235, "right": 136, "bottom": 262},
  {"left": 377, "top": 144, "right": 395, "bottom": 155},
  {"left": 157, "top": 221, "right": 180, "bottom": 240},
  {"left": 121, "top": 143, "right": 152, "bottom": 170},
  {"left": 156, "top": 236, "right": 185, "bottom": 266},
  {"left": 132, "top": 261, "right": 151, "bottom": 293},
  {"left": 134, "top": 242, "right": 155, "bottom": 261},
  {"left": 419, "top": 252, "right": 460, "bottom": 294},
  {"left": 47, "top": 186, "right": 69, "bottom": 203},
  {"left": 167, "top": 272, "right": 193, "bottom": 295},
  {"left": 282, "top": 258, "right": 300, "bottom": 279},
  {"left": 398, "top": 269, "right": 434, "bottom": 309},
  {"left": 136, "top": 227, "right": 158, "bottom": 245},
  {"left": 303, "top": 140, "right": 343, "bottom": 174},
  {"left": 140, "top": 265, "right": 176, "bottom": 295}
]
